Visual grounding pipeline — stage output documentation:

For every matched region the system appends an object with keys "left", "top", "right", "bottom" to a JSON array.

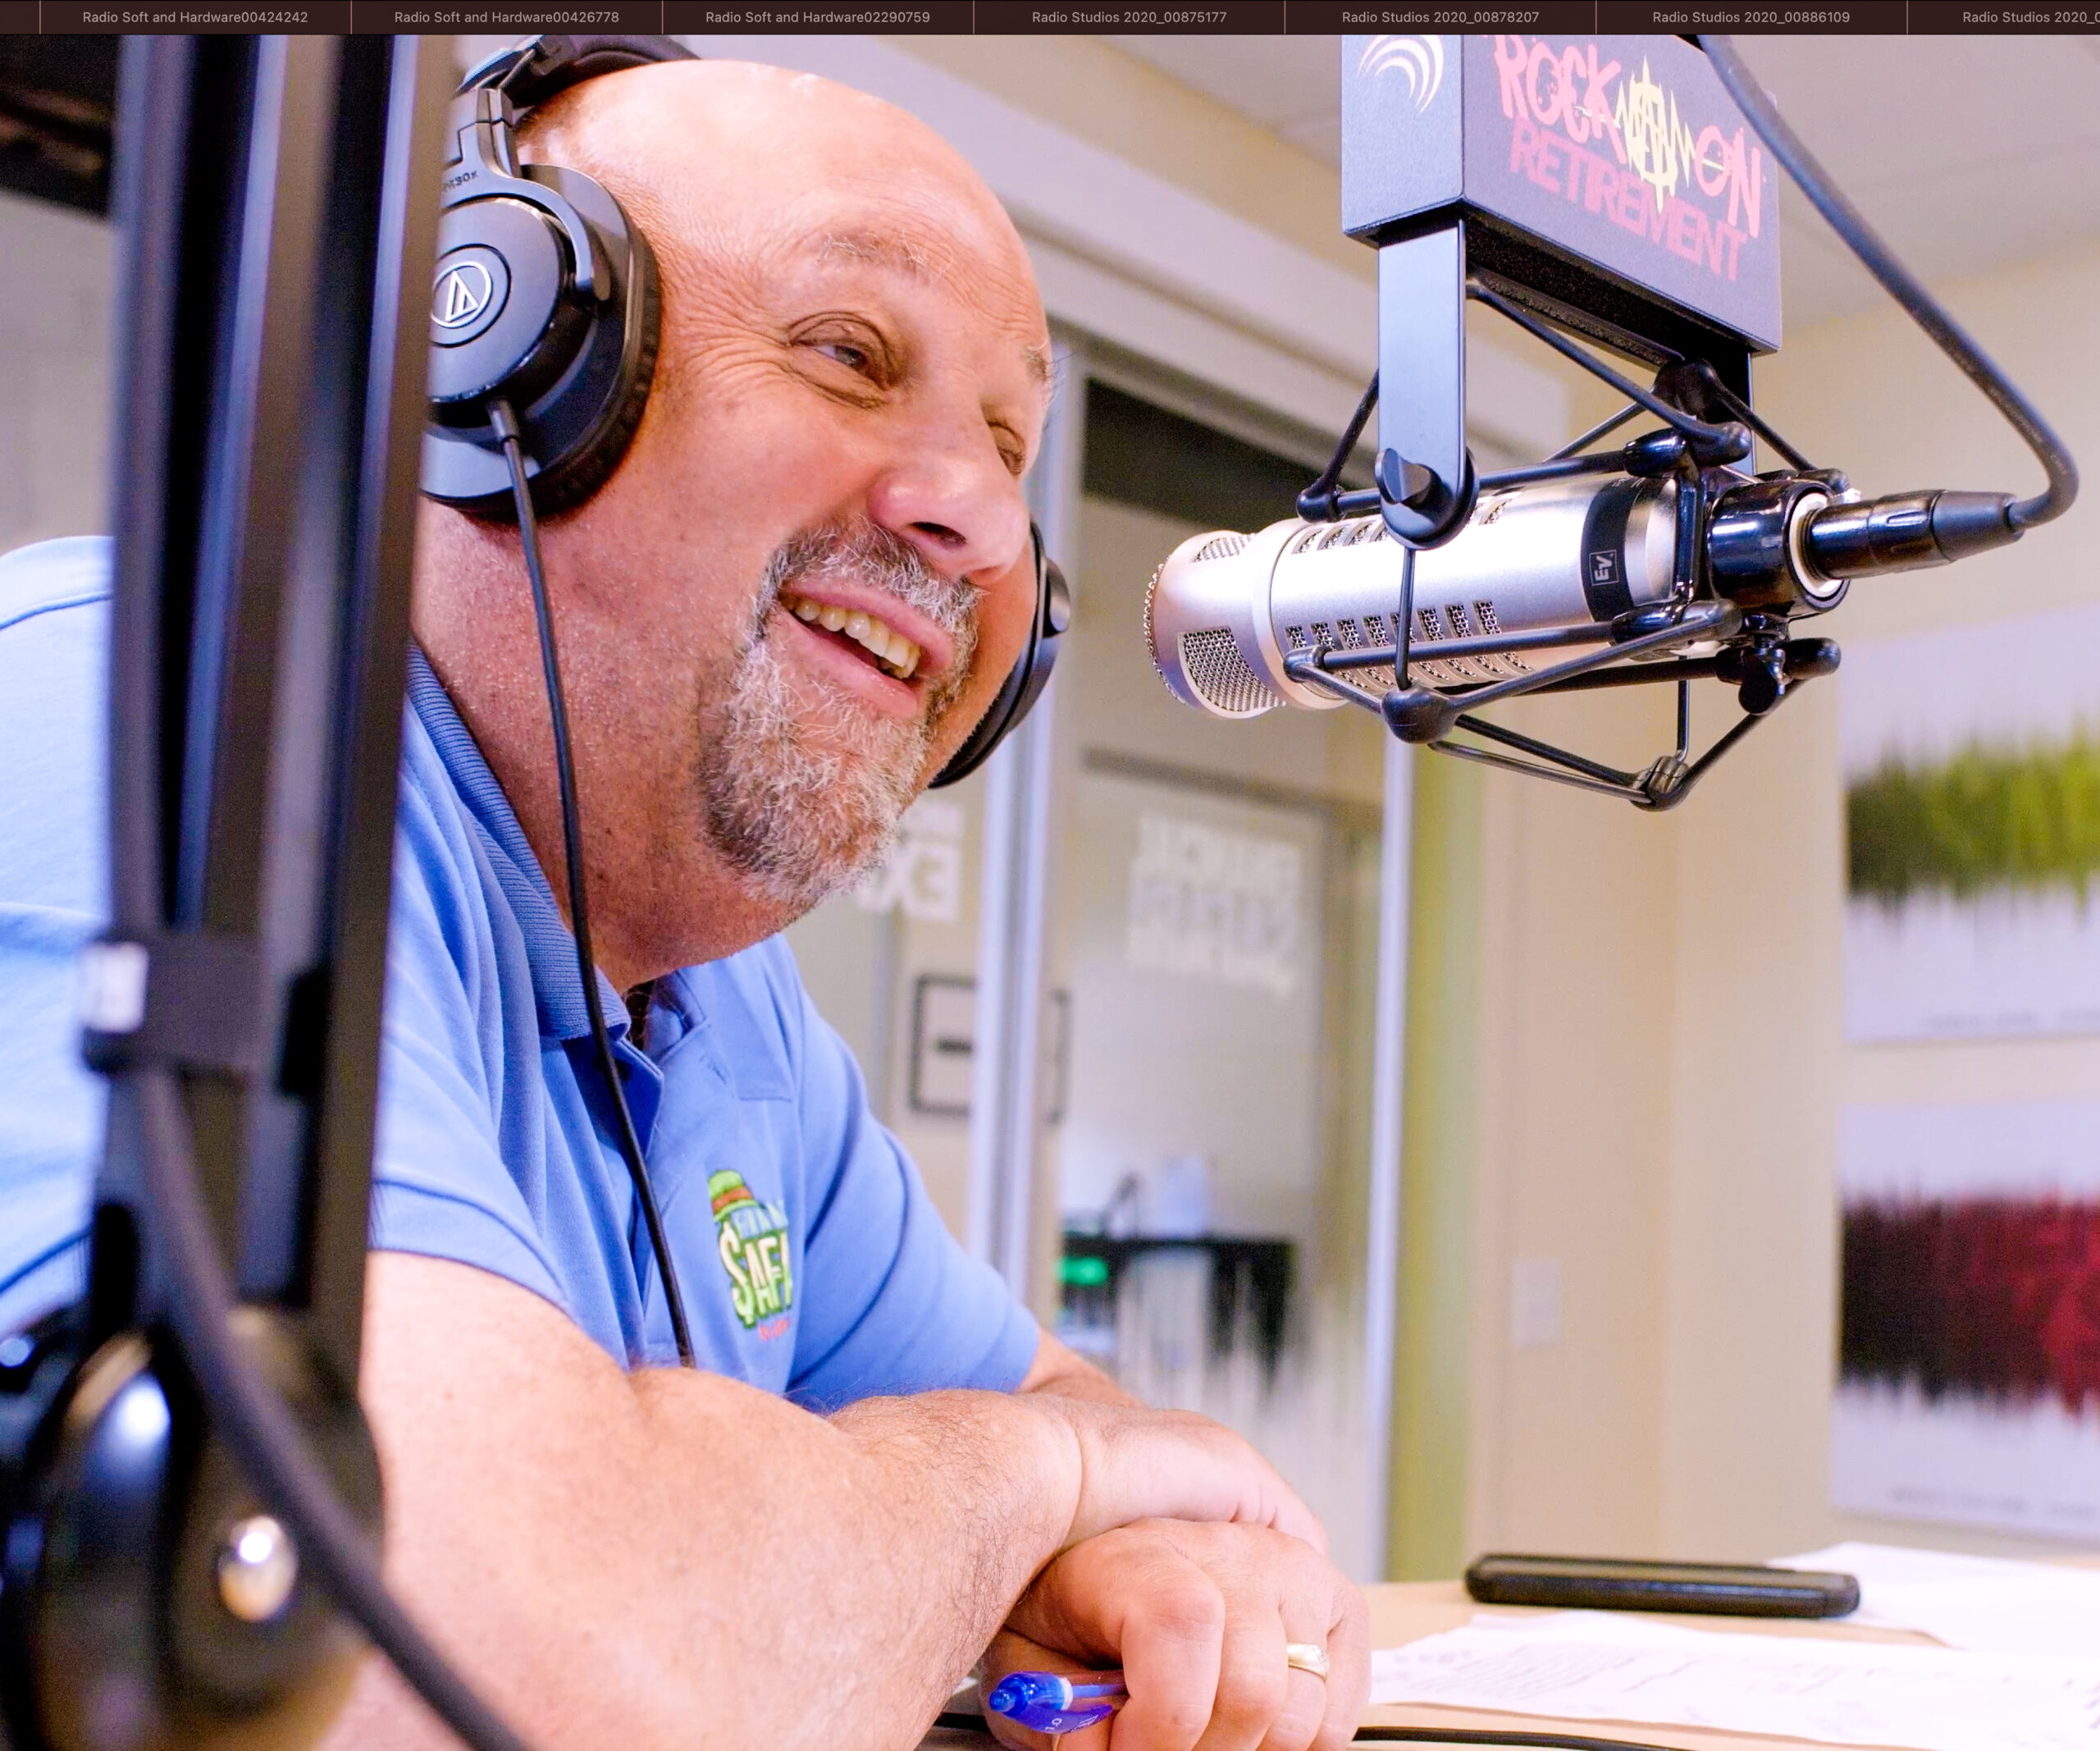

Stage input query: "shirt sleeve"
[
  {"left": 778, "top": 954, "right": 1039, "bottom": 1410},
  {"left": 364, "top": 751, "right": 572, "bottom": 1318},
  {"left": 0, "top": 543, "right": 111, "bottom": 1337}
]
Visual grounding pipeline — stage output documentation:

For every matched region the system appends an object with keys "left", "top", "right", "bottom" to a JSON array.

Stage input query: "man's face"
[
  {"left": 539, "top": 80, "right": 1052, "bottom": 923},
  {"left": 698, "top": 517, "right": 984, "bottom": 909}
]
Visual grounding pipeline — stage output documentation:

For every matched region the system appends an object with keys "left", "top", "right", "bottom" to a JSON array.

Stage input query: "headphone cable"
[{"left": 490, "top": 400, "right": 697, "bottom": 1369}]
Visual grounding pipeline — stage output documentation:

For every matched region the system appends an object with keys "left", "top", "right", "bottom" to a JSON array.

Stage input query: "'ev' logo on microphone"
[
  {"left": 1590, "top": 551, "right": 1619, "bottom": 586},
  {"left": 434, "top": 261, "right": 494, "bottom": 329}
]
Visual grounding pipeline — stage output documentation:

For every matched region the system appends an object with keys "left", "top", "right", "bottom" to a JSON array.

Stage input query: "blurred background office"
[{"left": 3, "top": 31, "right": 2097, "bottom": 1582}]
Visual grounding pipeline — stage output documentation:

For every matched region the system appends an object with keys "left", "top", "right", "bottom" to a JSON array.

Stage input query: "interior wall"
[
  {"left": 1425, "top": 237, "right": 2100, "bottom": 1573},
  {"left": 883, "top": 35, "right": 1365, "bottom": 283},
  {"left": 1660, "top": 235, "right": 2100, "bottom": 1562},
  {"left": 0, "top": 190, "right": 112, "bottom": 555}
]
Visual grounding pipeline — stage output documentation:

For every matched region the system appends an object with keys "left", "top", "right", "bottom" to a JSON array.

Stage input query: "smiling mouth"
[{"left": 779, "top": 588, "right": 924, "bottom": 681}]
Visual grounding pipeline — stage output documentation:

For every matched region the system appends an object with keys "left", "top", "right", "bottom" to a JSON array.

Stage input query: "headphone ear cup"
[
  {"left": 928, "top": 530, "right": 1069, "bottom": 790},
  {"left": 514, "top": 215, "right": 663, "bottom": 517}
]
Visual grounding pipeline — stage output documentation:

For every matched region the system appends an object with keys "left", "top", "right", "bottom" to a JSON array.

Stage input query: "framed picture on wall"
[
  {"left": 1833, "top": 1100, "right": 2100, "bottom": 1540},
  {"left": 906, "top": 975, "right": 1071, "bottom": 1123},
  {"left": 1842, "top": 604, "right": 2100, "bottom": 1043}
]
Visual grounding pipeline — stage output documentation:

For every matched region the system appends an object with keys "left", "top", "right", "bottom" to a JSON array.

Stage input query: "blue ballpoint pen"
[{"left": 984, "top": 1669, "right": 1128, "bottom": 1735}]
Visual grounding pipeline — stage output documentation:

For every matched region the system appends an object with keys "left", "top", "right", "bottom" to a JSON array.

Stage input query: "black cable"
[
  {"left": 489, "top": 400, "right": 696, "bottom": 1369},
  {"left": 139, "top": 1068, "right": 534, "bottom": 1751},
  {"left": 1697, "top": 35, "right": 2077, "bottom": 531},
  {"left": 1299, "top": 371, "right": 1381, "bottom": 521}
]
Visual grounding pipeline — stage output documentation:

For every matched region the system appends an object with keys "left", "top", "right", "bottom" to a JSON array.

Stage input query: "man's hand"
[
  {"left": 1035, "top": 1398, "right": 1327, "bottom": 1553},
  {"left": 983, "top": 1520, "right": 1370, "bottom": 1751}
]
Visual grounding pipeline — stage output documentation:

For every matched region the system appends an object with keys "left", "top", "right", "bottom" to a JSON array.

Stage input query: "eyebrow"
[
  {"left": 804, "top": 228, "right": 1053, "bottom": 393},
  {"left": 809, "top": 228, "right": 938, "bottom": 279}
]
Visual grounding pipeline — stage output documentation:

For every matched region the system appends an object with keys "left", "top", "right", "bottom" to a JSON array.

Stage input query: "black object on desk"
[{"left": 1466, "top": 1553, "right": 1860, "bottom": 1618}]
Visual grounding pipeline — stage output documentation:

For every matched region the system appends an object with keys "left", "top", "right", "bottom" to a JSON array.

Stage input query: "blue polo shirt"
[{"left": 0, "top": 537, "right": 1037, "bottom": 1404}]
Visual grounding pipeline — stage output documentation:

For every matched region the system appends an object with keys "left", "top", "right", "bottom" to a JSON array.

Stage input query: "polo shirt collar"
[{"left": 405, "top": 646, "right": 632, "bottom": 1049}]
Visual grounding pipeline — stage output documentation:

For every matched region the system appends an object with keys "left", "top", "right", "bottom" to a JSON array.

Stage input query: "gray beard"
[{"left": 696, "top": 521, "right": 980, "bottom": 914}]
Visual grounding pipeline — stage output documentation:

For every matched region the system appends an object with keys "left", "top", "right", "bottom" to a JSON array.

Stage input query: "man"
[{"left": 0, "top": 57, "right": 1371, "bottom": 1749}]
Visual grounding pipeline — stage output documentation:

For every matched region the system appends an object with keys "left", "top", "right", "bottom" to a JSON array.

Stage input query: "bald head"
[
  {"left": 519, "top": 60, "right": 1050, "bottom": 398},
  {"left": 414, "top": 56, "right": 1057, "bottom": 983}
]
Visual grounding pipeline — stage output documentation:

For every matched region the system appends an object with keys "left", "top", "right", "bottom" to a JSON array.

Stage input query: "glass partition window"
[
  {"left": 785, "top": 767, "right": 992, "bottom": 1237},
  {"left": 1045, "top": 386, "right": 1395, "bottom": 1579}
]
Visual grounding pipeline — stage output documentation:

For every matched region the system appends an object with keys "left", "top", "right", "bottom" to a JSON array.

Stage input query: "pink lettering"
[
  {"left": 1509, "top": 112, "right": 1541, "bottom": 181},
  {"left": 1731, "top": 136, "right": 1763, "bottom": 240},
  {"left": 1583, "top": 149, "right": 1620, "bottom": 218},
  {"left": 1495, "top": 34, "right": 1530, "bottom": 121},
  {"left": 1581, "top": 44, "right": 1625, "bottom": 164},
  {"left": 1719, "top": 222, "right": 1746, "bottom": 281},
  {"left": 1693, "top": 124, "right": 1731, "bottom": 199},
  {"left": 1617, "top": 171, "right": 1649, "bottom": 236},
  {"left": 1665, "top": 198, "right": 1705, "bottom": 265},
  {"left": 1526, "top": 39, "right": 1564, "bottom": 133},
  {"left": 1532, "top": 126, "right": 1563, "bottom": 195},
  {"left": 1557, "top": 45, "right": 1588, "bottom": 141}
]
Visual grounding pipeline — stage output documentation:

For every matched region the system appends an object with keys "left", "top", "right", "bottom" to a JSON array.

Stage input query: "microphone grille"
[
  {"left": 1191, "top": 532, "right": 1251, "bottom": 563},
  {"left": 1178, "top": 627, "right": 1281, "bottom": 716}
]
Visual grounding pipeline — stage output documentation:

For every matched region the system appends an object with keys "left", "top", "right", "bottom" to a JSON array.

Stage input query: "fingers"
[
  {"left": 1111, "top": 1553, "right": 1230, "bottom": 1751},
  {"left": 1001, "top": 1521, "right": 1362, "bottom": 1751},
  {"left": 1194, "top": 1582, "right": 1291, "bottom": 1751},
  {"left": 1306, "top": 1570, "right": 1371, "bottom": 1751},
  {"left": 980, "top": 1625, "right": 1117, "bottom": 1751}
]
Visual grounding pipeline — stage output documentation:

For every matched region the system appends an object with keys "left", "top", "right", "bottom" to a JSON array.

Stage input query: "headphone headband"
[{"left": 457, "top": 34, "right": 696, "bottom": 110}]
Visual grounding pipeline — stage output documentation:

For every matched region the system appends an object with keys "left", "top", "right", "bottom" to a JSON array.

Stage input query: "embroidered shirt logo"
[{"left": 709, "top": 1169, "right": 794, "bottom": 1330}]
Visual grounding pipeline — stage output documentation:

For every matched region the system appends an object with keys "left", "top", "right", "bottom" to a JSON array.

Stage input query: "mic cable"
[
  {"left": 1698, "top": 35, "right": 2076, "bottom": 533},
  {"left": 490, "top": 400, "right": 697, "bottom": 1370}
]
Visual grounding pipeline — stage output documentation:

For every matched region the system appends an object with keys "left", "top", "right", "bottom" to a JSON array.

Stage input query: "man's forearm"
[{"left": 325, "top": 1255, "right": 1084, "bottom": 1751}]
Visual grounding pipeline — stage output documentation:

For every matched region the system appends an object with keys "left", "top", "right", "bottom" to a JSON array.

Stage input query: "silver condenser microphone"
[{"left": 1146, "top": 471, "right": 1769, "bottom": 720}]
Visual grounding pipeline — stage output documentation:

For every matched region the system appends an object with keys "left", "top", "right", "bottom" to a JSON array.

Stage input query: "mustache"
[{"left": 756, "top": 518, "right": 979, "bottom": 674}]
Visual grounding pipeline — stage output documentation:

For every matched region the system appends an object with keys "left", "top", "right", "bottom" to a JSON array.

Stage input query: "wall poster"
[
  {"left": 1834, "top": 1101, "right": 2100, "bottom": 1540},
  {"left": 1842, "top": 604, "right": 2100, "bottom": 1042}
]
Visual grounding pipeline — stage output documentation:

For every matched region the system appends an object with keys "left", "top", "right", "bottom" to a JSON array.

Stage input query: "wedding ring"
[{"left": 1284, "top": 1643, "right": 1331, "bottom": 1680}]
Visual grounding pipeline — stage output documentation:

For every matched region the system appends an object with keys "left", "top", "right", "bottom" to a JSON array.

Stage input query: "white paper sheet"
[
  {"left": 1774, "top": 1542, "right": 2100, "bottom": 1661},
  {"left": 1369, "top": 1612, "right": 2100, "bottom": 1751}
]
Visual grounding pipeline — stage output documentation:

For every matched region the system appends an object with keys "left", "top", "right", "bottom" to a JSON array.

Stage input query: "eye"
[
  {"left": 814, "top": 340, "right": 873, "bottom": 373},
  {"left": 793, "top": 318, "right": 896, "bottom": 391}
]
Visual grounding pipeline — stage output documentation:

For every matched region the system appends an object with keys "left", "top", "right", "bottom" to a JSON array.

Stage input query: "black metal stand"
[{"left": 0, "top": 34, "right": 468, "bottom": 1750}]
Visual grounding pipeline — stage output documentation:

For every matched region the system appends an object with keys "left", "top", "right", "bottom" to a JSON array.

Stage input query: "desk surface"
[
  {"left": 927, "top": 1570, "right": 2100, "bottom": 1751},
  {"left": 1356, "top": 1580, "right": 1942, "bottom": 1751},
  {"left": 919, "top": 1580, "right": 1952, "bottom": 1751}
]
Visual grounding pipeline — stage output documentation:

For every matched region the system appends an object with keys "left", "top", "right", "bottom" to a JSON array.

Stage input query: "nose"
[{"left": 864, "top": 411, "right": 1033, "bottom": 589}]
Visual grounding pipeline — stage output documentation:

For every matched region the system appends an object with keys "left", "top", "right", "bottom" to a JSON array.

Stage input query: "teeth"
[{"left": 781, "top": 591, "right": 923, "bottom": 680}]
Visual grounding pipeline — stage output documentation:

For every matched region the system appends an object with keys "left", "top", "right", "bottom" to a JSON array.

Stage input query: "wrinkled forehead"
[{"left": 791, "top": 213, "right": 1050, "bottom": 387}]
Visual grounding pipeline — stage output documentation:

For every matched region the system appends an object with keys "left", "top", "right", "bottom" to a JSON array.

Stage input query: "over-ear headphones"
[{"left": 420, "top": 34, "right": 1067, "bottom": 788}]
